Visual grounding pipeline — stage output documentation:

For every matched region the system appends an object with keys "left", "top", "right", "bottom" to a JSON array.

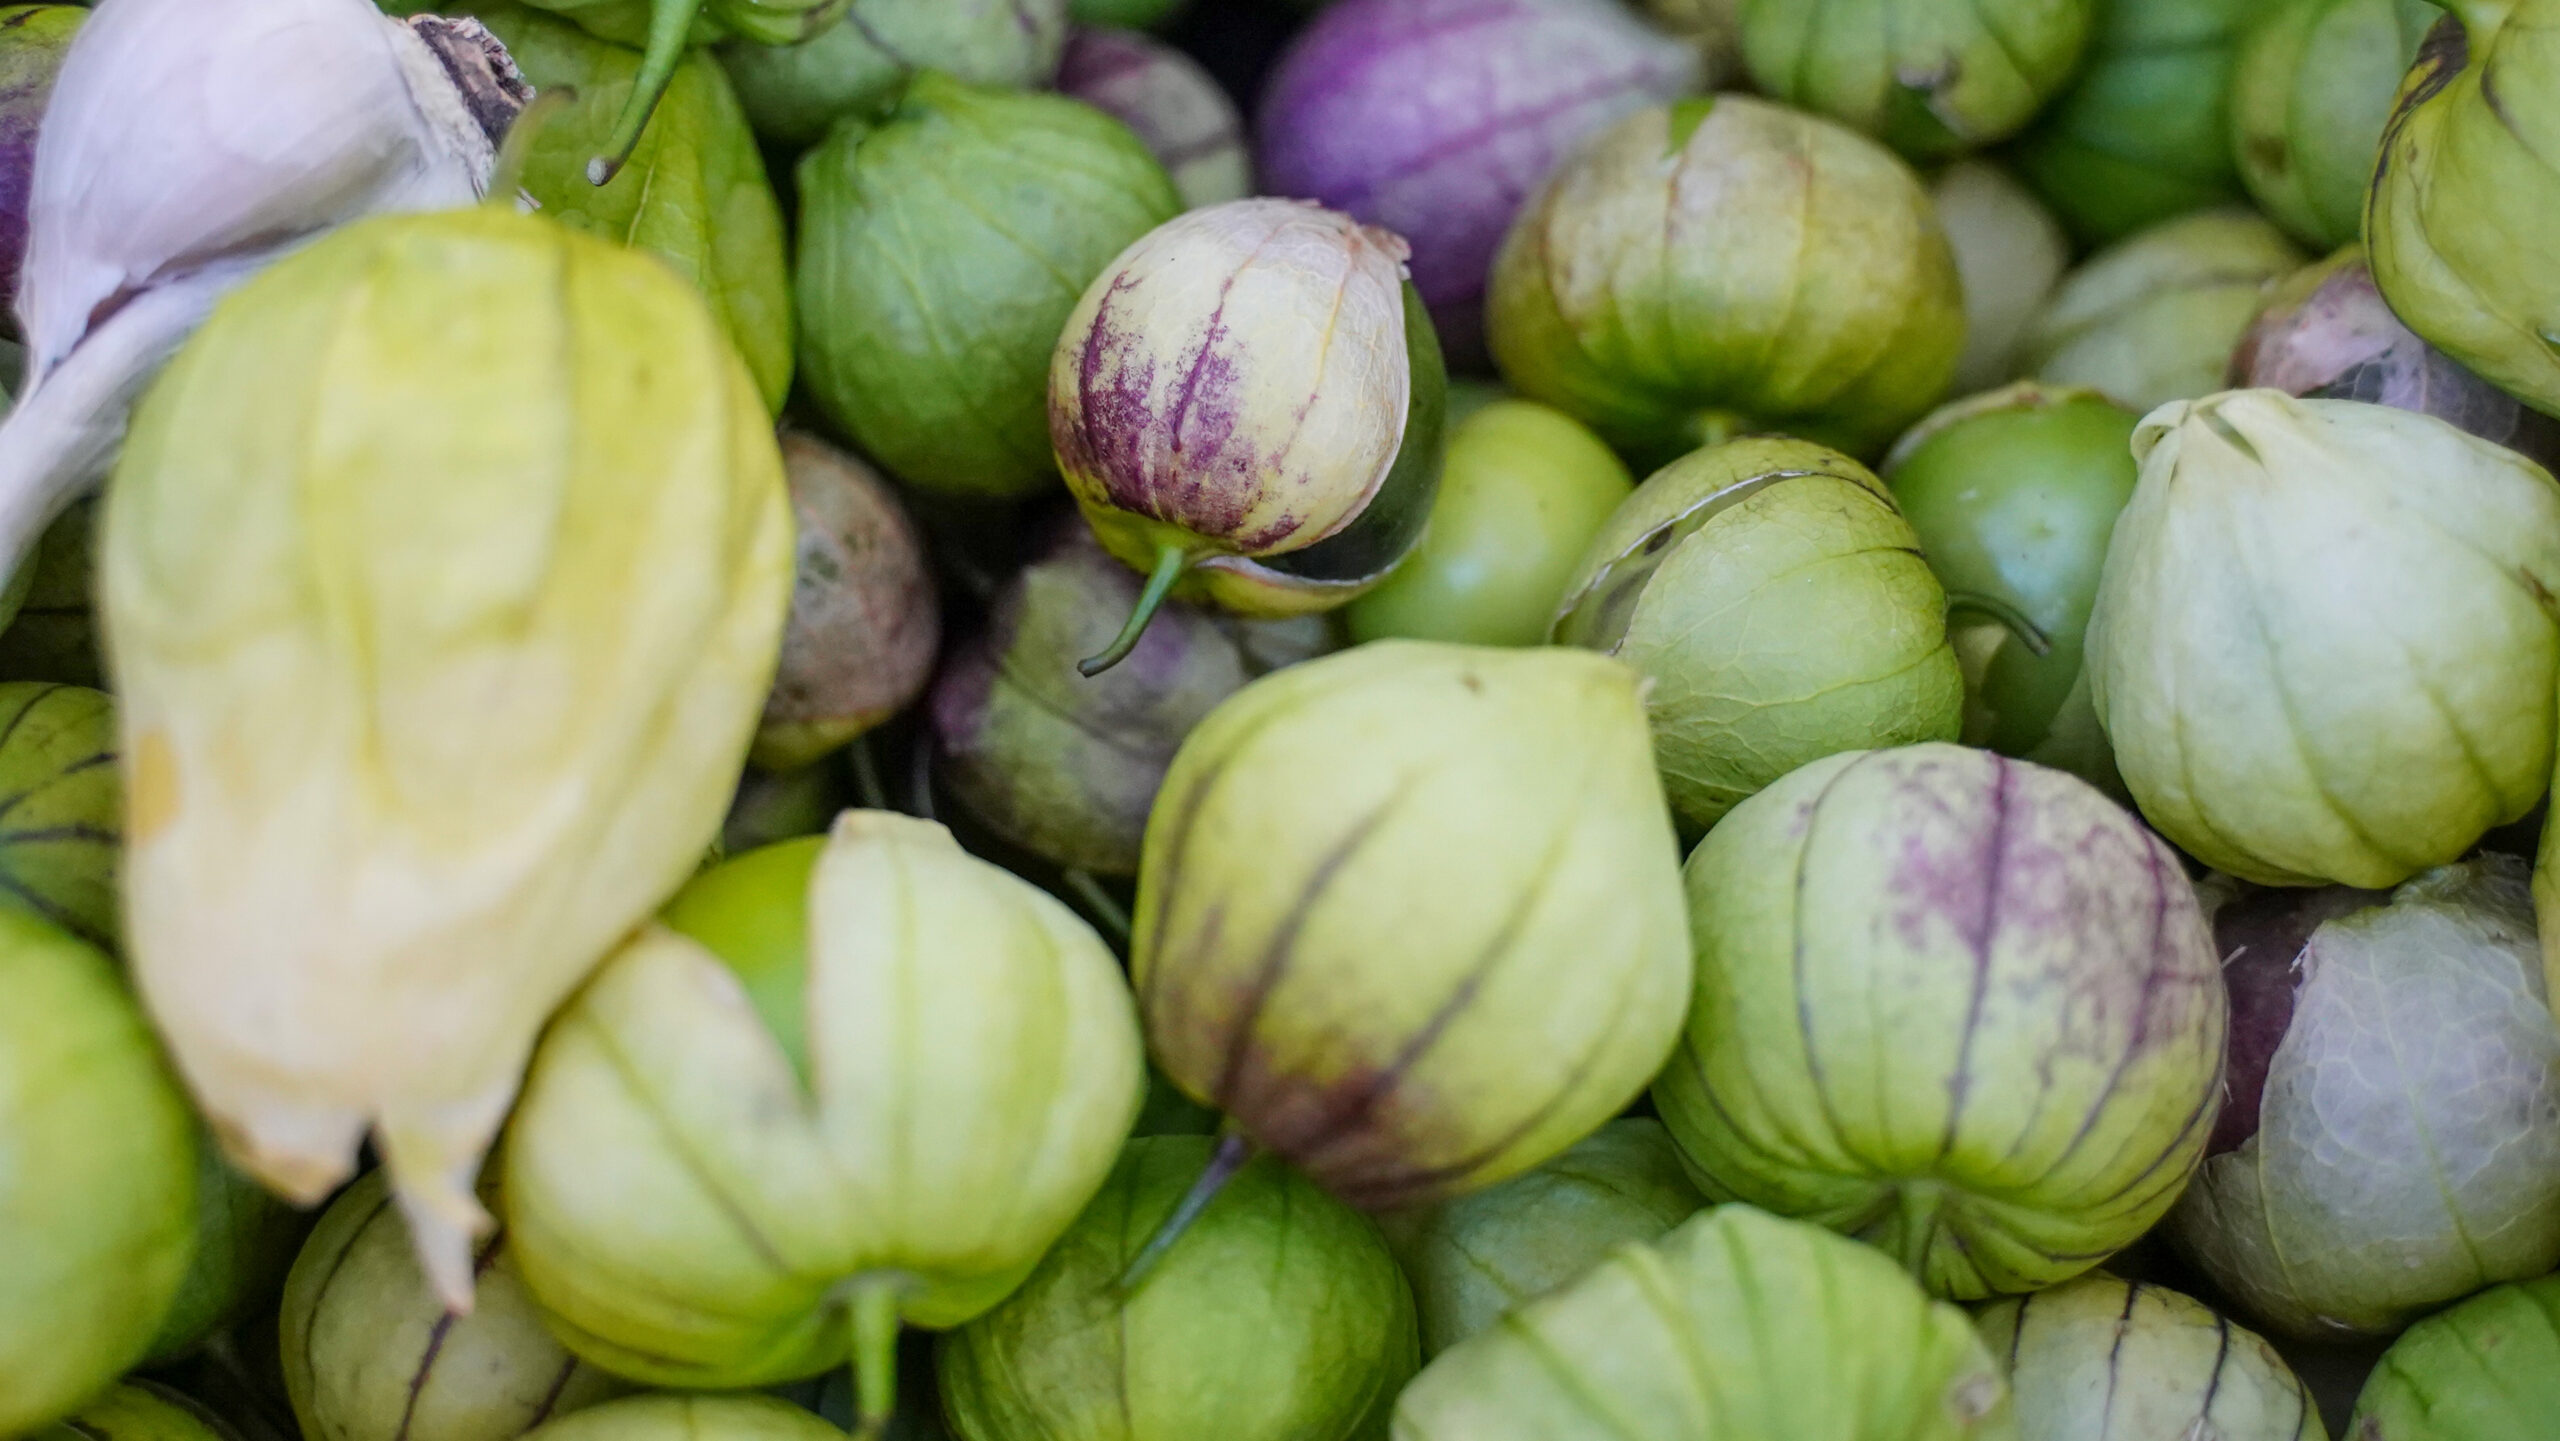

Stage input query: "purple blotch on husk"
[{"left": 1255, "top": 0, "right": 1696, "bottom": 368}]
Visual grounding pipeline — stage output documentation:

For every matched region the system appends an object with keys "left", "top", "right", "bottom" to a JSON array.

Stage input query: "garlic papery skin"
[{"left": 0, "top": 0, "right": 526, "bottom": 591}]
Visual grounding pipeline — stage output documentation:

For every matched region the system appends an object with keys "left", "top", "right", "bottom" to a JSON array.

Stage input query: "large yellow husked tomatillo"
[
  {"left": 2085, "top": 389, "right": 2560, "bottom": 889},
  {"left": 501, "top": 812, "right": 1144, "bottom": 1414},
  {"left": 1134, "top": 640, "right": 1692, "bottom": 1212},
  {"left": 99, "top": 206, "right": 794, "bottom": 1310}
]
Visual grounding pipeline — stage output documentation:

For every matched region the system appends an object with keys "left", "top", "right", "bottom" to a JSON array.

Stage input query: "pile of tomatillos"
[{"left": 5, "top": 0, "right": 2560, "bottom": 1438}]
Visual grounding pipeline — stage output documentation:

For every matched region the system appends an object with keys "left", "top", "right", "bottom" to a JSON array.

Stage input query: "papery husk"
[{"left": 101, "top": 205, "right": 793, "bottom": 1309}]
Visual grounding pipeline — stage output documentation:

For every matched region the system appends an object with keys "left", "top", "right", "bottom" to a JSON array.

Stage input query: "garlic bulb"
[{"left": 0, "top": 0, "right": 527, "bottom": 591}]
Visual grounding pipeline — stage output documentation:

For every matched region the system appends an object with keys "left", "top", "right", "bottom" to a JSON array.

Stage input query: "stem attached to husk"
[
  {"left": 846, "top": 1275, "right": 904, "bottom": 1441},
  {"left": 1061, "top": 869, "right": 1133, "bottom": 946},
  {"left": 487, "top": 87, "right": 576, "bottom": 206},
  {"left": 588, "top": 0, "right": 706, "bottom": 186},
  {"left": 1944, "top": 590, "right": 2054, "bottom": 657},
  {"left": 1115, "top": 1130, "right": 1253, "bottom": 1296},
  {"left": 1078, "top": 542, "right": 1192, "bottom": 677}
]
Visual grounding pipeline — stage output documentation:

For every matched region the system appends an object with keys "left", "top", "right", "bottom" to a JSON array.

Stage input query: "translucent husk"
[
  {"left": 102, "top": 205, "right": 794, "bottom": 1309},
  {"left": 1975, "top": 1275, "right": 2322, "bottom": 1441}
]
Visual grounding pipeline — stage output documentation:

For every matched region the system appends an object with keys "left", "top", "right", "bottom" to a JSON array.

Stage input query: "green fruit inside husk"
[
  {"left": 1975, "top": 1275, "right": 2322, "bottom": 1441},
  {"left": 2227, "top": 0, "right": 2438, "bottom": 251},
  {"left": 2008, "top": 0, "right": 2258, "bottom": 246},
  {"left": 938, "top": 1134, "right": 1419, "bottom": 1441},
  {"left": 1738, "top": 0, "right": 2098, "bottom": 159},
  {"left": 525, "top": 1394, "right": 854, "bottom": 1440},
  {"left": 1883, "top": 384, "right": 2139, "bottom": 796},
  {"left": 31, "top": 1382, "right": 244, "bottom": 1441},
  {"left": 1345, "top": 398, "right": 1632, "bottom": 649},
  {"left": 0, "top": 909, "right": 196, "bottom": 1437},
  {"left": 721, "top": 0, "right": 1069, "bottom": 149},
  {"left": 1381, "top": 1118, "right": 1704, "bottom": 1358},
  {"left": 0, "top": 499, "right": 102, "bottom": 687},
  {"left": 280, "top": 1170, "right": 631, "bottom": 1441},
  {"left": 2019, "top": 209, "right": 2305, "bottom": 415},
  {"left": 1551, "top": 436, "right": 1964, "bottom": 831},
  {"left": 795, "top": 70, "right": 1179, "bottom": 501},
  {"left": 0, "top": 681, "right": 119, "bottom": 949},
  {"left": 2348, "top": 1273, "right": 2560, "bottom": 1439},
  {"left": 1391, "top": 1205, "right": 2014, "bottom": 1439}
]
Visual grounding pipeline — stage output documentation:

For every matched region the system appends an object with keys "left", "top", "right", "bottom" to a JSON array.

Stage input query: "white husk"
[{"left": 0, "top": 0, "right": 517, "bottom": 586}]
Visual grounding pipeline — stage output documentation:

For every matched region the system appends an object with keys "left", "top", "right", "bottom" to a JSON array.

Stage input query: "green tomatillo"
[
  {"left": 1976, "top": 1276, "right": 2322, "bottom": 1441},
  {"left": 280, "top": 1171, "right": 630, "bottom": 1441},
  {"left": 1552, "top": 436, "right": 1964, "bottom": 831},
  {"left": 1487, "top": 94, "right": 1962, "bottom": 462},
  {"left": 2348, "top": 1274, "right": 2560, "bottom": 1439},
  {"left": 0, "top": 680, "right": 119, "bottom": 948},
  {"left": 1655, "top": 744, "right": 2229, "bottom": 1301},
  {"left": 938, "top": 1135, "right": 1419, "bottom": 1441},
  {"left": 1134, "top": 641, "right": 1692, "bottom": 1213},
  {"left": 0, "top": 909, "right": 196, "bottom": 1436},
  {"left": 1883, "top": 383, "right": 2140, "bottom": 796},
  {"left": 1391, "top": 1205, "right": 2016, "bottom": 1439},
  {"left": 1050, "top": 198, "right": 1446, "bottom": 673},
  {"left": 1738, "top": 0, "right": 2097, "bottom": 159},
  {"left": 722, "top": 0, "right": 1069, "bottom": 149},
  {"left": 504, "top": 812, "right": 1145, "bottom": 1433},
  {"left": 1345, "top": 397, "right": 1632, "bottom": 648},
  {"left": 1380, "top": 1118, "right": 1704, "bottom": 1358},
  {"left": 525, "top": 1395, "right": 853, "bottom": 1441},
  {"left": 795, "top": 71, "right": 1179, "bottom": 501},
  {"left": 2228, "top": 0, "right": 2439, "bottom": 251},
  {"left": 2368, "top": 0, "right": 2560, "bottom": 419},
  {"left": 2085, "top": 390, "right": 2560, "bottom": 888},
  {"left": 30, "top": 1383, "right": 245, "bottom": 1441},
  {"left": 2019, "top": 209, "right": 2305, "bottom": 415},
  {"left": 2008, "top": 0, "right": 2257, "bottom": 245}
]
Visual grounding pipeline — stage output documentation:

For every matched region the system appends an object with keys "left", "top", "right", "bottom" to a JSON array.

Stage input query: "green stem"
[
  {"left": 1944, "top": 590, "right": 2054, "bottom": 657},
  {"left": 847, "top": 1276, "right": 903, "bottom": 1441},
  {"left": 849, "top": 733, "right": 889, "bottom": 813},
  {"left": 485, "top": 87, "right": 575, "bottom": 207},
  {"left": 588, "top": 0, "right": 706, "bottom": 186},
  {"left": 1115, "top": 1130, "right": 1253, "bottom": 1296},
  {"left": 1078, "top": 543, "right": 1192, "bottom": 677},
  {"left": 1062, "top": 869, "right": 1133, "bottom": 947}
]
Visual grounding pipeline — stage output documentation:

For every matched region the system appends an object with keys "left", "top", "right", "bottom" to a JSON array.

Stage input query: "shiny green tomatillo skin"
[
  {"left": 2229, "top": 0, "right": 2438, "bottom": 251},
  {"left": 1488, "top": 95, "right": 1962, "bottom": 463},
  {"left": 524, "top": 1395, "right": 853, "bottom": 1441},
  {"left": 2086, "top": 390, "right": 2560, "bottom": 888},
  {"left": 0, "top": 909, "right": 195, "bottom": 1437},
  {"left": 1552, "top": 436, "right": 1964, "bottom": 831},
  {"left": 1380, "top": 1118, "right": 1703, "bottom": 1359},
  {"left": 1135, "top": 641, "right": 1691, "bottom": 1213},
  {"left": 938, "top": 1135, "right": 1420, "bottom": 1441},
  {"left": 1392, "top": 1205, "right": 2017, "bottom": 1440},
  {"left": 2173, "top": 858, "right": 2560, "bottom": 1340},
  {"left": 1655, "top": 744, "right": 2228, "bottom": 1301},
  {"left": 1976, "top": 1276, "right": 2322, "bottom": 1441},
  {"left": 2008, "top": 0, "right": 2257, "bottom": 246},
  {"left": 469, "top": 1, "right": 793, "bottom": 413},
  {"left": 1052, "top": 200, "right": 1445, "bottom": 663},
  {"left": 2369, "top": 1, "right": 2560, "bottom": 420},
  {"left": 504, "top": 813, "right": 1143, "bottom": 1422},
  {"left": 2020, "top": 209, "right": 2306, "bottom": 416},
  {"left": 1740, "top": 0, "right": 2096, "bottom": 159},
  {"left": 280, "top": 1171, "right": 629, "bottom": 1441},
  {"left": 722, "top": 0, "right": 1069, "bottom": 149},
  {"left": 0, "top": 681, "right": 118, "bottom": 948},
  {"left": 1345, "top": 398, "right": 1631, "bottom": 648},
  {"left": 1883, "top": 383, "right": 2139, "bottom": 797},
  {"left": 2348, "top": 1274, "right": 2560, "bottom": 1439},
  {"left": 796, "top": 71, "right": 1179, "bottom": 500},
  {"left": 30, "top": 1382, "right": 245, "bottom": 1441}
]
